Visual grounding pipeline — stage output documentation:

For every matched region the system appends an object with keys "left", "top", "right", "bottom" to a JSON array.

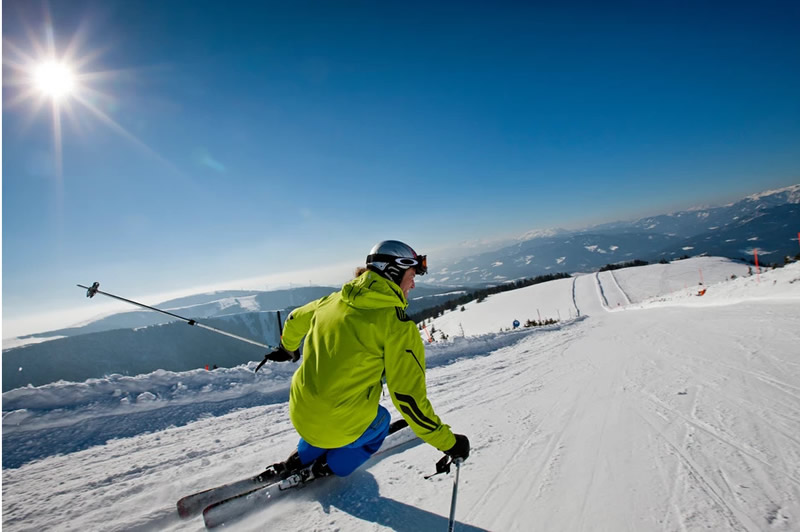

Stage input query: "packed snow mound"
[{"left": 2, "top": 363, "right": 296, "bottom": 433}]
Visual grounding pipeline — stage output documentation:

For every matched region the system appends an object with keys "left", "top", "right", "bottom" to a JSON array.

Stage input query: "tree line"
[{"left": 599, "top": 259, "right": 650, "bottom": 272}]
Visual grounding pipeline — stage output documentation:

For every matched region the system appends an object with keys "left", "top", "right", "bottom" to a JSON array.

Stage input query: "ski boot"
[
  {"left": 280, "top": 458, "right": 333, "bottom": 489},
  {"left": 258, "top": 450, "right": 304, "bottom": 482}
]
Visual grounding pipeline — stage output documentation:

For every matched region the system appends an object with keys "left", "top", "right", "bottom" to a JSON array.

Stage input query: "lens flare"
[
  {"left": 5, "top": 5, "right": 178, "bottom": 182},
  {"left": 33, "top": 61, "right": 75, "bottom": 99}
]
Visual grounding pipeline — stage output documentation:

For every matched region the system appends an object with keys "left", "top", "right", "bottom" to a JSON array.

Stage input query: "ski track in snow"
[{"left": 2, "top": 257, "right": 800, "bottom": 532}]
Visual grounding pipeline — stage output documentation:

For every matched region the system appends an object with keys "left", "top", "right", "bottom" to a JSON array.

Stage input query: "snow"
[
  {"left": 3, "top": 258, "right": 800, "bottom": 531},
  {"left": 741, "top": 183, "right": 800, "bottom": 203},
  {"left": 1, "top": 335, "right": 67, "bottom": 350},
  {"left": 517, "top": 228, "right": 563, "bottom": 241}
]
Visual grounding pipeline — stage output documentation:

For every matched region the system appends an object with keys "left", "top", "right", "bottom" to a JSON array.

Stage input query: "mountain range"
[
  {"left": 3, "top": 183, "right": 797, "bottom": 391},
  {"left": 426, "top": 184, "right": 800, "bottom": 286}
]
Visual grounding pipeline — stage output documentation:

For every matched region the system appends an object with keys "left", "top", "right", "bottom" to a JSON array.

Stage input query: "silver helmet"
[{"left": 366, "top": 240, "right": 427, "bottom": 284}]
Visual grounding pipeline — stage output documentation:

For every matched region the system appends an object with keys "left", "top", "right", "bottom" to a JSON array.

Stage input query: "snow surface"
[
  {"left": 1, "top": 335, "right": 67, "bottom": 350},
  {"left": 3, "top": 257, "right": 800, "bottom": 531},
  {"left": 429, "top": 257, "right": 752, "bottom": 338}
]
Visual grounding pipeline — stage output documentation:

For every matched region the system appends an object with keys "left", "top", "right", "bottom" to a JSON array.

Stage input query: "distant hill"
[
  {"left": 427, "top": 184, "right": 800, "bottom": 286},
  {"left": 2, "top": 311, "right": 284, "bottom": 391},
  {"left": 660, "top": 203, "right": 800, "bottom": 262},
  {"left": 18, "top": 286, "right": 339, "bottom": 341}
]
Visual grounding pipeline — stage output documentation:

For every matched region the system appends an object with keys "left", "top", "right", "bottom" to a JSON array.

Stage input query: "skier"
[{"left": 261, "top": 240, "right": 470, "bottom": 479}]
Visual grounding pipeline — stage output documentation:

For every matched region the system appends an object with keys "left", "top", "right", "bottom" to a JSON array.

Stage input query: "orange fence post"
[
  {"left": 754, "top": 248, "right": 760, "bottom": 283},
  {"left": 421, "top": 324, "right": 434, "bottom": 343}
]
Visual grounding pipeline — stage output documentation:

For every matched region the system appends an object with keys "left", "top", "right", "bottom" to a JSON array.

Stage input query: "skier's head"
[{"left": 366, "top": 240, "right": 427, "bottom": 287}]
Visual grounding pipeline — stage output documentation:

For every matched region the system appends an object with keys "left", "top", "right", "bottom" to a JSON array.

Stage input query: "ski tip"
[
  {"left": 176, "top": 499, "right": 193, "bottom": 519},
  {"left": 202, "top": 502, "right": 225, "bottom": 529}
]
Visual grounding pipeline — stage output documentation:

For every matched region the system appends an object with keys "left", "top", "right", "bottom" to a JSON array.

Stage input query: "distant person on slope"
[{"left": 259, "top": 240, "right": 470, "bottom": 478}]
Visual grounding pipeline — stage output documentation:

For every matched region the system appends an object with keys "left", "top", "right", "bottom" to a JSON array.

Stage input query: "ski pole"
[
  {"left": 77, "top": 282, "right": 272, "bottom": 350},
  {"left": 447, "top": 458, "right": 463, "bottom": 532}
]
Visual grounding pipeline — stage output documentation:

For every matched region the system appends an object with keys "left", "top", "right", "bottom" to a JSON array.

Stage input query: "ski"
[
  {"left": 202, "top": 420, "right": 418, "bottom": 529},
  {"left": 202, "top": 465, "right": 325, "bottom": 529},
  {"left": 176, "top": 467, "right": 280, "bottom": 518},
  {"left": 177, "top": 418, "right": 411, "bottom": 519}
]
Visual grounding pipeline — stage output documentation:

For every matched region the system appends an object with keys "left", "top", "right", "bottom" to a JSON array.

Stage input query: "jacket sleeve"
[
  {"left": 279, "top": 298, "right": 320, "bottom": 352},
  {"left": 384, "top": 310, "right": 456, "bottom": 452}
]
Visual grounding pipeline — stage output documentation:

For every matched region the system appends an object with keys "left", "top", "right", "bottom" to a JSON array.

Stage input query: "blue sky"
[{"left": 3, "top": 0, "right": 799, "bottom": 336}]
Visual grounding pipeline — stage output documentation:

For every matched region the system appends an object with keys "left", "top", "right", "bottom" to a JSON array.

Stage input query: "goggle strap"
[
  {"left": 367, "top": 253, "right": 417, "bottom": 265},
  {"left": 367, "top": 253, "right": 427, "bottom": 274}
]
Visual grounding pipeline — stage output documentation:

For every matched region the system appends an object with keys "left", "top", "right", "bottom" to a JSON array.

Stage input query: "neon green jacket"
[{"left": 281, "top": 270, "right": 456, "bottom": 452}]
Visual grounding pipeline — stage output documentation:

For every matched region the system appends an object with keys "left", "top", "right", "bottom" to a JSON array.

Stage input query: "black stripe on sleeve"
[
  {"left": 398, "top": 405, "right": 438, "bottom": 432},
  {"left": 405, "top": 349, "right": 423, "bottom": 372},
  {"left": 394, "top": 392, "right": 439, "bottom": 431}
]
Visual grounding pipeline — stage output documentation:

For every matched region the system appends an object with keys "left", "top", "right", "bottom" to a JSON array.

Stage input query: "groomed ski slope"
[{"left": 3, "top": 257, "right": 800, "bottom": 531}]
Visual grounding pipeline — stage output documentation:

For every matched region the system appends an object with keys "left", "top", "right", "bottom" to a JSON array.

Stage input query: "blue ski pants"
[{"left": 297, "top": 404, "right": 390, "bottom": 477}]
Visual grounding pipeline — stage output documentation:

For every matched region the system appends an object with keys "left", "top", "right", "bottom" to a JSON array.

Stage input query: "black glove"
[
  {"left": 444, "top": 434, "right": 470, "bottom": 461},
  {"left": 255, "top": 346, "right": 300, "bottom": 372},
  {"left": 265, "top": 346, "right": 300, "bottom": 362}
]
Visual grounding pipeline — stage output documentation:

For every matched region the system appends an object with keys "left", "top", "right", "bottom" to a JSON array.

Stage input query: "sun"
[
  {"left": 5, "top": 6, "right": 175, "bottom": 180},
  {"left": 33, "top": 61, "right": 75, "bottom": 100}
]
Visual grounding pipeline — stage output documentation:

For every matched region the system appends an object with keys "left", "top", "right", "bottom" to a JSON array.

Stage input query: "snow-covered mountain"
[
  {"left": 427, "top": 184, "right": 800, "bottom": 286},
  {"left": 589, "top": 183, "right": 800, "bottom": 237},
  {"left": 3, "top": 257, "right": 798, "bottom": 531},
  {"left": 427, "top": 231, "right": 681, "bottom": 285},
  {"left": 2, "top": 311, "right": 285, "bottom": 392},
  {"left": 17, "top": 287, "right": 338, "bottom": 341}
]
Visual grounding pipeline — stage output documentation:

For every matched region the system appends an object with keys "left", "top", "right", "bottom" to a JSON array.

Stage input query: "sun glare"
[
  {"left": 33, "top": 61, "right": 75, "bottom": 99},
  {"left": 6, "top": 7, "right": 174, "bottom": 181}
]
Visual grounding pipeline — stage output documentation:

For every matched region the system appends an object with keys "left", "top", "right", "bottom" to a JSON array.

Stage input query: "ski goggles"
[{"left": 367, "top": 253, "right": 428, "bottom": 275}]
